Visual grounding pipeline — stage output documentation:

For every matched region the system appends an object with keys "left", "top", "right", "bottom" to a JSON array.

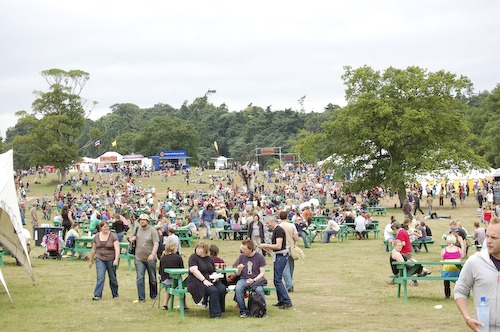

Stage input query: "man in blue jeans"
[
  {"left": 259, "top": 215, "right": 292, "bottom": 309},
  {"left": 235, "top": 239, "right": 267, "bottom": 317},
  {"left": 129, "top": 214, "right": 159, "bottom": 303}
]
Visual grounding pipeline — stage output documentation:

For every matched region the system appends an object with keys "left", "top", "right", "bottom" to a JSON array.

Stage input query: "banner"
[{"left": 260, "top": 148, "right": 275, "bottom": 155}]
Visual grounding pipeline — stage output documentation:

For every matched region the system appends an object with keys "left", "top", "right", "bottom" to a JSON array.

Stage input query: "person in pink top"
[{"left": 440, "top": 234, "right": 462, "bottom": 299}]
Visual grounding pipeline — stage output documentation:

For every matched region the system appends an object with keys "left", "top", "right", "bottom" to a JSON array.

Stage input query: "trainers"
[
  {"left": 386, "top": 280, "right": 395, "bottom": 285},
  {"left": 133, "top": 299, "right": 145, "bottom": 304},
  {"left": 288, "top": 287, "right": 294, "bottom": 293},
  {"left": 240, "top": 313, "right": 249, "bottom": 318},
  {"left": 412, "top": 281, "right": 419, "bottom": 286},
  {"left": 272, "top": 302, "right": 283, "bottom": 307},
  {"left": 279, "top": 303, "right": 293, "bottom": 310},
  {"left": 92, "top": 296, "right": 101, "bottom": 301}
]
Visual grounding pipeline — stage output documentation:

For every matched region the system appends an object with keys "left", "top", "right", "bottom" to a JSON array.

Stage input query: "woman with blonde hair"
[
  {"left": 440, "top": 233, "right": 462, "bottom": 299},
  {"left": 159, "top": 242, "right": 186, "bottom": 310}
]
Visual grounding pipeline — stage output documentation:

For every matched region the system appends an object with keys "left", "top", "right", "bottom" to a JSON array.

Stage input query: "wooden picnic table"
[{"left": 391, "top": 260, "right": 465, "bottom": 300}]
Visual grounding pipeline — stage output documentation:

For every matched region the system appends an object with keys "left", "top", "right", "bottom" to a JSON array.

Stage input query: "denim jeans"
[
  {"left": 135, "top": 258, "right": 157, "bottom": 300},
  {"left": 274, "top": 254, "right": 291, "bottom": 305},
  {"left": 201, "top": 221, "right": 212, "bottom": 239},
  {"left": 94, "top": 258, "right": 118, "bottom": 298},
  {"left": 282, "top": 255, "right": 294, "bottom": 291},
  {"left": 205, "top": 281, "right": 227, "bottom": 318},
  {"left": 298, "top": 231, "right": 310, "bottom": 248},
  {"left": 235, "top": 279, "right": 266, "bottom": 314},
  {"left": 322, "top": 229, "right": 338, "bottom": 243},
  {"left": 116, "top": 232, "right": 124, "bottom": 243}
]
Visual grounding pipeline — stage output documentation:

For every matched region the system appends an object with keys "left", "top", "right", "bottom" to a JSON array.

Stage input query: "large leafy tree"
[
  {"left": 321, "top": 65, "right": 488, "bottom": 204},
  {"left": 12, "top": 69, "right": 89, "bottom": 182},
  {"left": 479, "top": 85, "right": 500, "bottom": 167},
  {"left": 135, "top": 116, "right": 200, "bottom": 164}
]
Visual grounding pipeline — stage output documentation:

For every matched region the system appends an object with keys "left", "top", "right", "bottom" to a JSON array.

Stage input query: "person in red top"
[
  {"left": 482, "top": 206, "right": 493, "bottom": 225},
  {"left": 394, "top": 221, "right": 413, "bottom": 259}
]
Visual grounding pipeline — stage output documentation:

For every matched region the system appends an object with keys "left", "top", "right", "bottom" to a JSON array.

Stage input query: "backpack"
[
  {"left": 248, "top": 290, "right": 266, "bottom": 318},
  {"left": 65, "top": 235, "right": 76, "bottom": 248}
]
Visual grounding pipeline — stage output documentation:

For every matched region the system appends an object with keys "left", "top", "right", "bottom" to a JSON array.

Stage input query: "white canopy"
[
  {"left": 97, "top": 151, "right": 123, "bottom": 164},
  {"left": 0, "top": 150, "right": 35, "bottom": 304}
]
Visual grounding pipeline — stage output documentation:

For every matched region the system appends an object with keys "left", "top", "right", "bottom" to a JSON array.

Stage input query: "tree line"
[{"left": 1, "top": 67, "right": 499, "bottom": 194}]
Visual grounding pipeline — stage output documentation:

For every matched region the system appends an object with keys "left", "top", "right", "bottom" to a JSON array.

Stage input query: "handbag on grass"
[{"left": 290, "top": 245, "right": 305, "bottom": 260}]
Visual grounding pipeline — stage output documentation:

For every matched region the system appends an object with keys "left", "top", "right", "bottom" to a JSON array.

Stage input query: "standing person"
[
  {"left": 413, "top": 194, "right": 424, "bottom": 215},
  {"left": 258, "top": 215, "right": 292, "bottom": 309},
  {"left": 201, "top": 204, "right": 216, "bottom": 240},
  {"left": 439, "top": 186, "right": 445, "bottom": 206},
  {"left": 455, "top": 217, "right": 500, "bottom": 331},
  {"left": 129, "top": 214, "right": 159, "bottom": 303},
  {"left": 278, "top": 211, "right": 299, "bottom": 293},
  {"left": 235, "top": 239, "right": 267, "bottom": 318},
  {"left": 472, "top": 222, "right": 486, "bottom": 249},
  {"left": 402, "top": 199, "right": 412, "bottom": 219},
  {"left": 61, "top": 205, "right": 74, "bottom": 240},
  {"left": 426, "top": 195, "right": 433, "bottom": 215},
  {"left": 441, "top": 234, "right": 462, "bottom": 299},
  {"left": 88, "top": 220, "right": 120, "bottom": 300},
  {"left": 111, "top": 214, "right": 127, "bottom": 243},
  {"left": 187, "top": 242, "right": 227, "bottom": 319},
  {"left": 247, "top": 214, "right": 265, "bottom": 254},
  {"left": 477, "top": 190, "right": 484, "bottom": 209}
]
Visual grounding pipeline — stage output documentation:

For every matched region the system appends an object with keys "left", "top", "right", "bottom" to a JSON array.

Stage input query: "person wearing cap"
[
  {"left": 449, "top": 227, "right": 466, "bottom": 258},
  {"left": 129, "top": 213, "right": 159, "bottom": 303}
]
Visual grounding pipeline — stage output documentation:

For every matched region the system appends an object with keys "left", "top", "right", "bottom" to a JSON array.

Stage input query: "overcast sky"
[{"left": 1, "top": 0, "right": 498, "bottom": 137}]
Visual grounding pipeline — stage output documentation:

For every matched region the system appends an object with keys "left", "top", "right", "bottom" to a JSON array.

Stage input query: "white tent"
[
  {"left": 97, "top": 151, "right": 123, "bottom": 163},
  {"left": 0, "top": 150, "right": 35, "bottom": 304}
]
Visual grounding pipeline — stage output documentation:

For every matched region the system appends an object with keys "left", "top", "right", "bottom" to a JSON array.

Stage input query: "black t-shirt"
[
  {"left": 271, "top": 225, "right": 287, "bottom": 251},
  {"left": 159, "top": 253, "right": 184, "bottom": 281},
  {"left": 490, "top": 254, "right": 500, "bottom": 271}
]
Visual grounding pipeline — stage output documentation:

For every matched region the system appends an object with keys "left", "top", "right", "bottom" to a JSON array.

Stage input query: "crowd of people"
[{"left": 10, "top": 163, "right": 500, "bottom": 327}]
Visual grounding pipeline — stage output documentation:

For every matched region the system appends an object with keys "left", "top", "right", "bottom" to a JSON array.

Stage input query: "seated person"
[
  {"left": 65, "top": 223, "right": 87, "bottom": 259},
  {"left": 295, "top": 216, "right": 310, "bottom": 248},
  {"left": 387, "top": 240, "right": 431, "bottom": 286},
  {"left": 322, "top": 215, "right": 340, "bottom": 243},
  {"left": 181, "top": 217, "right": 199, "bottom": 237},
  {"left": 187, "top": 242, "right": 227, "bottom": 319},
  {"left": 159, "top": 242, "right": 188, "bottom": 310},
  {"left": 165, "top": 227, "right": 180, "bottom": 255},
  {"left": 234, "top": 239, "right": 267, "bottom": 318}
]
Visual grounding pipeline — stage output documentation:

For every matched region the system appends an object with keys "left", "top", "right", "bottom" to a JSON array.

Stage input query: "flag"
[
  {"left": 94, "top": 140, "right": 100, "bottom": 147},
  {"left": 214, "top": 141, "right": 219, "bottom": 156},
  {"left": 111, "top": 140, "right": 117, "bottom": 147}
]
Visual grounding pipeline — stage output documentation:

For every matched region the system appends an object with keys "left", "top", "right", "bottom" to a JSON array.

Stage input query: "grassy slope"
[{"left": 0, "top": 170, "right": 481, "bottom": 331}]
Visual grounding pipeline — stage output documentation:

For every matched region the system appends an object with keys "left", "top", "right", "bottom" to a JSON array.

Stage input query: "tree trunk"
[
  {"left": 397, "top": 184, "right": 407, "bottom": 208},
  {"left": 59, "top": 167, "right": 67, "bottom": 185}
]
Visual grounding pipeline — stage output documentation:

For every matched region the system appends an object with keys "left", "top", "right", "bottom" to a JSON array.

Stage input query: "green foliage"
[
  {"left": 320, "top": 66, "right": 488, "bottom": 202},
  {"left": 11, "top": 69, "right": 88, "bottom": 174}
]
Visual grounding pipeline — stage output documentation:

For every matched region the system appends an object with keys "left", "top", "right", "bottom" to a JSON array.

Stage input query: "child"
[{"left": 159, "top": 242, "right": 187, "bottom": 310}]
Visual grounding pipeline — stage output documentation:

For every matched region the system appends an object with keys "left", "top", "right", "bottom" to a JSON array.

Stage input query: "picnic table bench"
[
  {"left": 163, "top": 267, "right": 274, "bottom": 317},
  {"left": 174, "top": 229, "right": 195, "bottom": 247},
  {"left": 368, "top": 206, "right": 387, "bottom": 215},
  {"left": 70, "top": 237, "right": 94, "bottom": 260},
  {"left": 384, "top": 239, "right": 435, "bottom": 253},
  {"left": 343, "top": 222, "right": 380, "bottom": 239},
  {"left": 0, "top": 248, "right": 11, "bottom": 266},
  {"left": 391, "top": 260, "right": 464, "bottom": 300},
  {"left": 218, "top": 229, "right": 246, "bottom": 241}
]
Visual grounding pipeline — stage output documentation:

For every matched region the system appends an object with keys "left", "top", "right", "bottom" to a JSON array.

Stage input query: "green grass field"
[{"left": 0, "top": 170, "right": 482, "bottom": 331}]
